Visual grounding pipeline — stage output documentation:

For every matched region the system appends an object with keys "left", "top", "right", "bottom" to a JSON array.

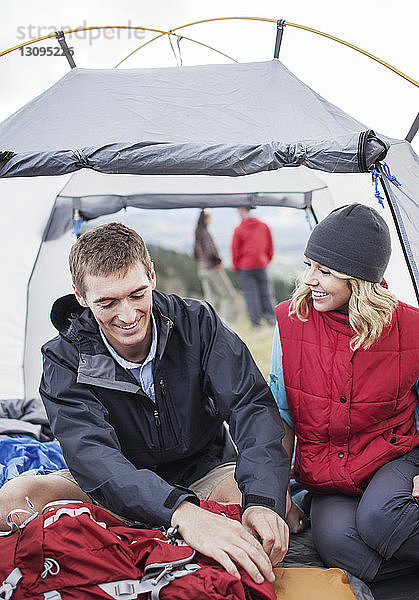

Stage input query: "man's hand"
[
  {"left": 242, "top": 505, "right": 289, "bottom": 566},
  {"left": 172, "top": 501, "right": 275, "bottom": 584},
  {"left": 413, "top": 475, "right": 419, "bottom": 497}
]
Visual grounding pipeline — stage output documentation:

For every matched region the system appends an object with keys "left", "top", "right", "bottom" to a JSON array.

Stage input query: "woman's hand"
[
  {"left": 285, "top": 490, "right": 308, "bottom": 533},
  {"left": 412, "top": 475, "right": 419, "bottom": 497}
]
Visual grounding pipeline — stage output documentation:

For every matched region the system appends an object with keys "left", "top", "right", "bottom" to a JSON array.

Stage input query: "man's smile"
[{"left": 114, "top": 319, "right": 140, "bottom": 331}]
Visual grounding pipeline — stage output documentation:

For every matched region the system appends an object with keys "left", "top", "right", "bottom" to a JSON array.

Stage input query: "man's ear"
[
  {"left": 149, "top": 265, "right": 157, "bottom": 290},
  {"left": 73, "top": 284, "right": 88, "bottom": 307}
]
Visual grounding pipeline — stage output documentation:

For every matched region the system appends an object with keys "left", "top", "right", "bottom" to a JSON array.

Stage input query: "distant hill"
[
  {"left": 89, "top": 205, "right": 311, "bottom": 285},
  {"left": 148, "top": 244, "right": 294, "bottom": 304}
]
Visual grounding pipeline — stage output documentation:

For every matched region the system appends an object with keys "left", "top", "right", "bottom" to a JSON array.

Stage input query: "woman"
[
  {"left": 194, "top": 209, "right": 236, "bottom": 322},
  {"left": 269, "top": 203, "right": 419, "bottom": 582}
]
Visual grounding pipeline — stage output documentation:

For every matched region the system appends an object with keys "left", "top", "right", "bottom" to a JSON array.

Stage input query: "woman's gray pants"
[{"left": 310, "top": 447, "right": 419, "bottom": 582}]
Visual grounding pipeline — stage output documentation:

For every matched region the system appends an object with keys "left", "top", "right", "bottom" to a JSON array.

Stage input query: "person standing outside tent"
[
  {"left": 194, "top": 209, "right": 236, "bottom": 323},
  {"left": 0, "top": 222, "right": 290, "bottom": 585},
  {"left": 269, "top": 204, "right": 419, "bottom": 582},
  {"left": 232, "top": 207, "right": 276, "bottom": 327}
]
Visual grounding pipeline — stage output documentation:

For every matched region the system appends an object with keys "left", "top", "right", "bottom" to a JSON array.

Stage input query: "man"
[
  {"left": 1, "top": 223, "right": 289, "bottom": 584},
  {"left": 232, "top": 207, "right": 276, "bottom": 327}
]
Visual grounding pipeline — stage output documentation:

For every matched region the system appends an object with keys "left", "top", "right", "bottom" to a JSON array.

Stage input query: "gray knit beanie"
[{"left": 305, "top": 204, "right": 391, "bottom": 282}]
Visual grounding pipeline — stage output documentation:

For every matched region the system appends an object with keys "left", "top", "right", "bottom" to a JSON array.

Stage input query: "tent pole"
[
  {"left": 377, "top": 163, "right": 419, "bottom": 304},
  {"left": 274, "top": 19, "right": 286, "bottom": 58},
  {"left": 405, "top": 112, "right": 419, "bottom": 143},
  {"left": 22, "top": 238, "right": 44, "bottom": 400},
  {"left": 55, "top": 31, "right": 77, "bottom": 69},
  {"left": 309, "top": 206, "right": 318, "bottom": 225}
]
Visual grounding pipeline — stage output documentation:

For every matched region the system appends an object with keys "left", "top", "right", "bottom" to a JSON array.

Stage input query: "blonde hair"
[{"left": 289, "top": 270, "right": 398, "bottom": 351}]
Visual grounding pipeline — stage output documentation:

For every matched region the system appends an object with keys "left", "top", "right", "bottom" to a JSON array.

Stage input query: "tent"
[{"left": 0, "top": 59, "right": 417, "bottom": 401}]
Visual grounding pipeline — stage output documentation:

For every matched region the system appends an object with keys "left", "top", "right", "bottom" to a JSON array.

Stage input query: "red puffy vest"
[{"left": 276, "top": 300, "right": 419, "bottom": 494}]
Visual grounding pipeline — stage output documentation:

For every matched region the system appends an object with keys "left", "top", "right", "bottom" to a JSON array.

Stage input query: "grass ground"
[{"left": 230, "top": 316, "right": 275, "bottom": 381}]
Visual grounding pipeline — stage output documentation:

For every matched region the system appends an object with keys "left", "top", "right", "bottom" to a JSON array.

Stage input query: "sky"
[{"left": 0, "top": 0, "right": 418, "bottom": 150}]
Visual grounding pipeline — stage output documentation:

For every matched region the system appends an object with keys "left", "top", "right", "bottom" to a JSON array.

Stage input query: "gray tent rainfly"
[
  {"left": 0, "top": 133, "right": 387, "bottom": 179},
  {"left": 0, "top": 59, "right": 417, "bottom": 402},
  {"left": 0, "top": 60, "right": 387, "bottom": 182},
  {"left": 0, "top": 61, "right": 415, "bottom": 277}
]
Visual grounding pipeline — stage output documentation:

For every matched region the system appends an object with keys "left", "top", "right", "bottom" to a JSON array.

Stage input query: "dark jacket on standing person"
[
  {"left": 194, "top": 226, "right": 222, "bottom": 269},
  {"left": 232, "top": 217, "right": 274, "bottom": 271},
  {"left": 40, "top": 291, "right": 289, "bottom": 527}
]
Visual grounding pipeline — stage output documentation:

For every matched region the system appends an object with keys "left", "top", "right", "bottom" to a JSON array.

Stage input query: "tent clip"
[
  {"left": 55, "top": 31, "right": 76, "bottom": 69},
  {"left": 274, "top": 19, "right": 286, "bottom": 58},
  {"left": 405, "top": 112, "right": 419, "bottom": 143}
]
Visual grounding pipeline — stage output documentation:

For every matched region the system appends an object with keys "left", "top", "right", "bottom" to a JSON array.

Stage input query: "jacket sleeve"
[
  {"left": 269, "top": 324, "right": 294, "bottom": 428},
  {"left": 39, "top": 338, "right": 199, "bottom": 528},
  {"left": 231, "top": 227, "right": 240, "bottom": 272},
  {"left": 266, "top": 224, "right": 274, "bottom": 263},
  {"left": 199, "top": 306, "right": 289, "bottom": 518}
]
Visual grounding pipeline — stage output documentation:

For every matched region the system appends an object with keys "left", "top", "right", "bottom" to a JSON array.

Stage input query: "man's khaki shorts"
[
  {"left": 188, "top": 462, "right": 236, "bottom": 500},
  {"left": 42, "top": 461, "right": 236, "bottom": 507}
]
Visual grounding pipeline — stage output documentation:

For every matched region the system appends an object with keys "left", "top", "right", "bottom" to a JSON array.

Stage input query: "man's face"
[{"left": 74, "top": 261, "right": 156, "bottom": 362}]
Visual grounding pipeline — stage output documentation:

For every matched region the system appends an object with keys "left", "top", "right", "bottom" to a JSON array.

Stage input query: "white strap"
[
  {"left": 41, "top": 558, "right": 60, "bottom": 579},
  {"left": 98, "top": 564, "right": 201, "bottom": 599},
  {"left": 6, "top": 496, "right": 38, "bottom": 533},
  {"left": 44, "top": 506, "right": 106, "bottom": 529},
  {"left": 41, "top": 500, "right": 83, "bottom": 514},
  {"left": 98, "top": 579, "right": 147, "bottom": 599},
  {"left": 0, "top": 568, "right": 22, "bottom": 600},
  {"left": 43, "top": 592, "right": 62, "bottom": 600}
]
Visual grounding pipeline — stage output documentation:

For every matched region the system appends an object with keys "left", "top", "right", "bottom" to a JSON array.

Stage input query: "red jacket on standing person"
[{"left": 232, "top": 217, "right": 274, "bottom": 272}]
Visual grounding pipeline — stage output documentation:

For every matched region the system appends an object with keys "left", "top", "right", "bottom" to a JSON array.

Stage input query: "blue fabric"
[
  {"left": 269, "top": 324, "right": 294, "bottom": 428},
  {"left": 0, "top": 435, "right": 66, "bottom": 487},
  {"left": 100, "top": 314, "right": 157, "bottom": 402}
]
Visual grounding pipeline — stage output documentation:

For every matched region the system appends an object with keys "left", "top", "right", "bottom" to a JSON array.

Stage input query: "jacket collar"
[
  {"left": 53, "top": 292, "right": 173, "bottom": 394},
  {"left": 321, "top": 309, "right": 353, "bottom": 337}
]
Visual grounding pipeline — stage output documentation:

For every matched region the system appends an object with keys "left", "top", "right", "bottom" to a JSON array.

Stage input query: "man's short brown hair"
[{"left": 69, "top": 222, "right": 153, "bottom": 297}]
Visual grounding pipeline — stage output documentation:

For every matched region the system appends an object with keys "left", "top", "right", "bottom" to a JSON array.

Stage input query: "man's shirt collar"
[{"left": 99, "top": 313, "right": 157, "bottom": 370}]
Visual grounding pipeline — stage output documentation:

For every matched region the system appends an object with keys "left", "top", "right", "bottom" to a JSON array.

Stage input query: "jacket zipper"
[
  {"left": 159, "top": 378, "right": 179, "bottom": 444},
  {"left": 153, "top": 408, "right": 164, "bottom": 453}
]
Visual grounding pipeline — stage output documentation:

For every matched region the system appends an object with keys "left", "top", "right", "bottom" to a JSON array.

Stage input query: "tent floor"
[{"left": 283, "top": 528, "right": 419, "bottom": 600}]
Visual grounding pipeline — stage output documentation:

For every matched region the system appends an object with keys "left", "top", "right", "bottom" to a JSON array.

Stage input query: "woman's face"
[{"left": 303, "top": 257, "right": 351, "bottom": 313}]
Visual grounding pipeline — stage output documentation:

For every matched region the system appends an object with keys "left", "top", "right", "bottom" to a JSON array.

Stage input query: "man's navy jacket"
[{"left": 40, "top": 291, "right": 289, "bottom": 527}]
